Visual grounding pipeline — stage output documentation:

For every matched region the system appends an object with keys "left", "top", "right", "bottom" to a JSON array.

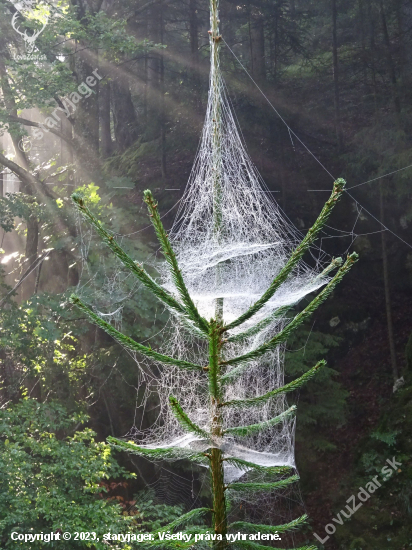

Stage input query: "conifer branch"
[
  {"left": 235, "top": 541, "right": 316, "bottom": 550},
  {"left": 224, "top": 179, "right": 346, "bottom": 331},
  {"left": 71, "top": 193, "right": 197, "bottom": 326},
  {"left": 222, "top": 457, "right": 292, "bottom": 475},
  {"left": 229, "top": 514, "right": 308, "bottom": 534},
  {"left": 226, "top": 257, "right": 343, "bottom": 344},
  {"left": 169, "top": 396, "right": 210, "bottom": 439},
  {"left": 222, "top": 253, "right": 358, "bottom": 371},
  {"left": 155, "top": 508, "right": 213, "bottom": 534},
  {"left": 226, "top": 306, "right": 290, "bottom": 344},
  {"left": 107, "top": 436, "right": 210, "bottom": 465},
  {"left": 227, "top": 475, "right": 299, "bottom": 492},
  {"left": 144, "top": 190, "right": 209, "bottom": 334},
  {"left": 221, "top": 361, "right": 325, "bottom": 409},
  {"left": 70, "top": 295, "right": 203, "bottom": 371},
  {"left": 223, "top": 406, "right": 296, "bottom": 437},
  {"left": 140, "top": 530, "right": 212, "bottom": 550}
]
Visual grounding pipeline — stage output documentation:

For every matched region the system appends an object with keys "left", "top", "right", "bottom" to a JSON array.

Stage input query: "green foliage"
[
  {"left": 143, "top": 189, "right": 209, "bottom": 333},
  {"left": 132, "top": 503, "right": 210, "bottom": 534},
  {"left": 224, "top": 405, "right": 296, "bottom": 437},
  {"left": 71, "top": 181, "right": 356, "bottom": 548},
  {"left": 0, "top": 193, "right": 40, "bottom": 232},
  {"left": 107, "top": 437, "right": 209, "bottom": 466},
  {"left": 285, "top": 326, "right": 347, "bottom": 452},
  {"left": 222, "top": 361, "right": 325, "bottom": 409},
  {"left": 0, "top": 399, "right": 134, "bottom": 549},
  {"left": 225, "top": 179, "right": 347, "bottom": 331},
  {"left": 0, "top": 292, "right": 93, "bottom": 405},
  {"left": 229, "top": 515, "right": 308, "bottom": 534}
]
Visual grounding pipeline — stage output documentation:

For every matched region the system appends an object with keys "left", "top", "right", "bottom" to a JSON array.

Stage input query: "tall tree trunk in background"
[
  {"left": 379, "top": 182, "right": 399, "bottom": 383},
  {"left": 22, "top": 216, "right": 39, "bottom": 301},
  {"left": 367, "top": 0, "right": 379, "bottom": 111},
  {"left": 272, "top": 6, "right": 279, "bottom": 81},
  {"left": 147, "top": 3, "right": 167, "bottom": 175},
  {"left": 189, "top": 0, "right": 202, "bottom": 111},
  {"left": 73, "top": 57, "right": 100, "bottom": 164},
  {"left": 358, "top": 0, "right": 368, "bottom": 89},
  {"left": 100, "top": 78, "right": 113, "bottom": 158},
  {"left": 249, "top": 7, "right": 266, "bottom": 82},
  {"left": 332, "top": 0, "right": 343, "bottom": 150},
  {"left": 379, "top": 1, "right": 401, "bottom": 114},
  {"left": 160, "top": 0, "right": 167, "bottom": 179},
  {"left": 0, "top": 68, "right": 39, "bottom": 299},
  {"left": 400, "top": 0, "right": 412, "bottom": 84},
  {"left": 111, "top": 75, "right": 139, "bottom": 152}
]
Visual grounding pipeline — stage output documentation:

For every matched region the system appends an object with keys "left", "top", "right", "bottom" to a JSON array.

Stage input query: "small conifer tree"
[
  {"left": 70, "top": 179, "right": 357, "bottom": 550},
  {"left": 70, "top": 3, "right": 357, "bottom": 548}
]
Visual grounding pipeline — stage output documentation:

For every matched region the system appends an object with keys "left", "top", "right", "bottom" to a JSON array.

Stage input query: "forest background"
[{"left": 0, "top": 0, "right": 412, "bottom": 549}]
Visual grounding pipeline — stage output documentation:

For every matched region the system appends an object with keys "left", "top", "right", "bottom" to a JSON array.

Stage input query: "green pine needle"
[
  {"left": 222, "top": 253, "right": 358, "bottom": 371},
  {"left": 226, "top": 256, "right": 343, "bottom": 345},
  {"left": 71, "top": 193, "right": 203, "bottom": 331},
  {"left": 226, "top": 305, "right": 290, "bottom": 344},
  {"left": 144, "top": 190, "right": 209, "bottom": 334},
  {"left": 223, "top": 457, "right": 292, "bottom": 475},
  {"left": 70, "top": 295, "right": 204, "bottom": 371},
  {"left": 229, "top": 514, "right": 308, "bottom": 534},
  {"left": 235, "top": 542, "right": 316, "bottom": 550},
  {"left": 155, "top": 508, "right": 213, "bottom": 534},
  {"left": 224, "top": 405, "right": 296, "bottom": 437},
  {"left": 224, "top": 179, "right": 346, "bottom": 331},
  {"left": 228, "top": 475, "right": 299, "bottom": 492},
  {"left": 221, "top": 360, "right": 325, "bottom": 409},
  {"left": 169, "top": 396, "right": 210, "bottom": 439},
  {"left": 107, "top": 436, "right": 209, "bottom": 465}
]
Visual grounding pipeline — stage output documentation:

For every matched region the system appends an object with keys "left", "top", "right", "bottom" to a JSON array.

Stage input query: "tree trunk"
[
  {"left": 0, "top": 67, "right": 40, "bottom": 299},
  {"left": 22, "top": 215, "right": 39, "bottom": 301},
  {"left": 379, "top": 182, "right": 398, "bottom": 383},
  {"left": 99, "top": 78, "right": 113, "bottom": 158},
  {"left": 400, "top": 0, "right": 412, "bottom": 82},
  {"left": 379, "top": 1, "right": 401, "bottom": 114},
  {"left": 111, "top": 76, "right": 139, "bottom": 152},
  {"left": 367, "top": 0, "right": 379, "bottom": 111},
  {"left": 359, "top": 0, "right": 368, "bottom": 88},
  {"left": 73, "top": 57, "right": 100, "bottom": 158},
  {"left": 249, "top": 7, "right": 266, "bottom": 82},
  {"left": 189, "top": 0, "right": 202, "bottom": 111},
  {"left": 160, "top": 0, "right": 167, "bottom": 178},
  {"left": 209, "top": 321, "right": 227, "bottom": 548},
  {"left": 332, "top": 0, "right": 343, "bottom": 149}
]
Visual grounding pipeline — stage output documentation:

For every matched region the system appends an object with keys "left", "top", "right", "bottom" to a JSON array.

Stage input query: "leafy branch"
[
  {"left": 222, "top": 253, "right": 358, "bottom": 371},
  {"left": 71, "top": 193, "right": 205, "bottom": 331},
  {"left": 221, "top": 361, "right": 325, "bottom": 408},
  {"left": 224, "top": 179, "right": 346, "bottom": 331},
  {"left": 70, "top": 295, "right": 204, "bottom": 371},
  {"left": 144, "top": 190, "right": 209, "bottom": 334}
]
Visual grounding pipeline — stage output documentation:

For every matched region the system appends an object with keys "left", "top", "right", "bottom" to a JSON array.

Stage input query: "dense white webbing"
[{"left": 121, "top": 48, "right": 330, "bottom": 483}]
